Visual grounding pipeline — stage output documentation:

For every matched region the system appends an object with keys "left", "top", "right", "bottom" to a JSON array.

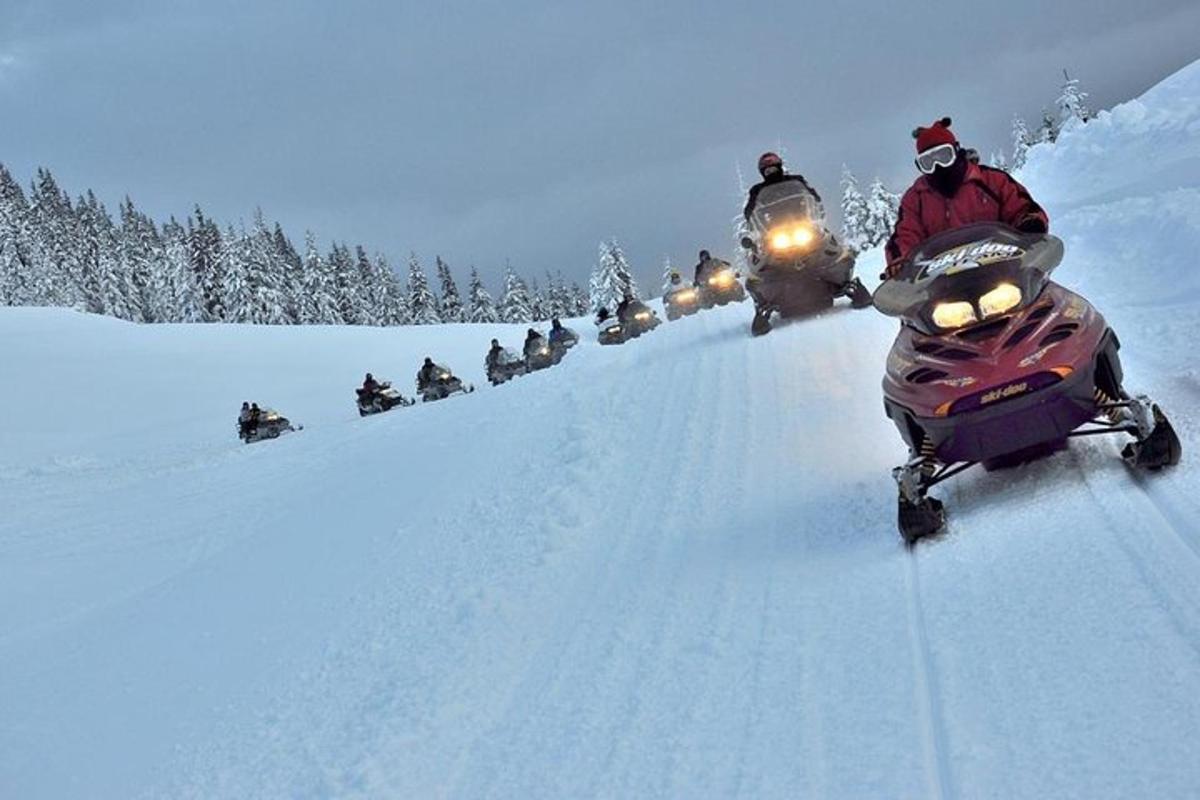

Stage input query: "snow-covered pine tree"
[
  {"left": 162, "top": 218, "right": 203, "bottom": 322},
  {"left": 466, "top": 266, "right": 498, "bottom": 323},
  {"left": 274, "top": 222, "right": 303, "bottom": 324},
  {"left": 1011, "top": 115, "right": 1033, "bottom": 170},
  {"left": 1056, "top": 69, "right": 1092, "bottom": 131},
  {"left": 570, "top": 282, "right": 590, "bottom": 316},
  {"left": 354, "top": 245, "right": 384, "bottom": 325},
  {"left": 188, "top": 206, "right": 225, "bottom": 321},
  {"left": 1037, "top": 107, "right": 1058, "bottom": 145},
  {"left": 0, "top": 165, "right": 34, "bottom": 306},
  {"left": 243, "top": 209, "right": 288, "bottom": 325},
  {"left": 589, "top": 239, "right": 638, "bottom": 313},
  {"left": 328, "top": 243, "right": 364, "bottom": 324},
  {"left": 118, "top": 198, "right": 162, "bottom": 322},
  {"left": 839, "top": 166, "right": 870, "bottom": 253},
  {"left": 498, "top": 263, "right": 532, "bottom": 323},
  {"left": 299, "top": 231, "right": 339, "bottom": 324},
  {"left": 528, "top": 276, "right": 549, "bottom": 321},
  {"left": 407, "top": 252, "right": 441, "bottom": 324},
  {"left": 862, "top": 178, "right": 900, "bottom": 249},
  {"left": 990, "top": 151, "right": 1009, "bottom": 171},
  {"left": 379, "top": 255, "right": 410, "bottom": 325},
  {"left": 220, "top": 224, "right": 253, "bottom": 323},
  {"left": 435, "top": 256, "right": 464, "bottom": 322},
  {"left": 73, "top": 191, "right": 108, "bottom": 315},
  {"left": 29, "top": 169, "right": 82, "bottom": 308},
  {"left": 660, "top": 256, "right": 676, "bottom": 294}
]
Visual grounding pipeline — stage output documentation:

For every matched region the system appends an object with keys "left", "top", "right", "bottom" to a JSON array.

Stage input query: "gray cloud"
[{"left": 2, "top": 0, "right": 1198, "bottom": 290}]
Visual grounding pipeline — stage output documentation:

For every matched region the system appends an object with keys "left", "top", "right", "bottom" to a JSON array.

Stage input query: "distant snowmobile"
[
  {"left": 663, "top": 284, "right": 702, "bottom": 321},
  {"left": 548, "top": 322, "right": 579, "bottom": 363},
  {"left": 597, "top": 300, "right": 661, "bottom": 345},
  {"left": 695, "top": 259, "right": 747, "bottom": 308},
  {"left": 237, "top": 406, "right": 298, "bottom": 443},
  {"left": 524, "top": 331, "right": 556, "bottom": 372},
  {"left": 487, "top": 347, "right": 528, "bottom": 386},
  {"left": 741, "top": 183, "right": 871, "bottom": 335},
  {"left": 416, "top": 362, "right": 475, "bottom": 402},
  {"left": 874, "top": 223, "right": 1182, "bottom": 544},
  {"left": 356, "top": 380, "right": 414, "bottom": 416}
]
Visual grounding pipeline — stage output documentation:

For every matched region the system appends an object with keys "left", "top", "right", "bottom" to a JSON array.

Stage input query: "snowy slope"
[{"left": 3, "top": 64, "right": 1200, "bottom": 799}]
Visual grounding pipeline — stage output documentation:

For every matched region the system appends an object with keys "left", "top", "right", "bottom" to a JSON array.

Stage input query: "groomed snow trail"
[{"left": 4, "top": 60, "right": 1200, "bottom": 799}]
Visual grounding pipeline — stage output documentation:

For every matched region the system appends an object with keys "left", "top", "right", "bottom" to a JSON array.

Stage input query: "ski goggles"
[{"left": 915, "top": 143, "right": 957, "bottom": 174}]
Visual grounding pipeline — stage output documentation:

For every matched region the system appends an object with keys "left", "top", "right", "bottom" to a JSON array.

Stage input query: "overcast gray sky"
[{"left": 2, "top": 0, "right": 1198, "bottom": 290}]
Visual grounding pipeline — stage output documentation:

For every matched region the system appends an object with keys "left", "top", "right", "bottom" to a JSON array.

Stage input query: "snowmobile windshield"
[
  {"left": 497, "top": 348, "right": 523, "bottom": 365},
  {"left": 873, "top": 223, "right": 1064, "bottom": 332},
  {"left": 747, "top": 183, "right": 823, "bottom": 238}
]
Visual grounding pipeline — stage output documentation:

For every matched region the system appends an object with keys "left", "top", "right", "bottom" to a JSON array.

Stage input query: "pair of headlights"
[
  {"left": 931, "top": 283, "right": 1023, "bottom": 330},
  {"left": 707, "top": 272, "right": 735, "bottom": 287},
  {"left": 768, "top": 223, "right": 816, "bottom": 253}
]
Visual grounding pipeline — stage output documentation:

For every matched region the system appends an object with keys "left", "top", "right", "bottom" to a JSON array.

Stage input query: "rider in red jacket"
[{"left": 885, "top": 117, "right": 1048, "bottom": 276}]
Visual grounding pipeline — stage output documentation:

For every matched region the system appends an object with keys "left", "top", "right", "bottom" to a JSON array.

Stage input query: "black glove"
[{"left": 1016, "top": 216, "right": 1047, "bottom": 234}]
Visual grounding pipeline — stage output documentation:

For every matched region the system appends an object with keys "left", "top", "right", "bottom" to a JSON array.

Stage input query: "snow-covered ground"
[{"left": 3, "top": 63, "right": 1200, "bottom": 799}]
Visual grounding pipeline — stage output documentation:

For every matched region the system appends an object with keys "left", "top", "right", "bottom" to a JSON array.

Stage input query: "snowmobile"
[
  {"left": 874, "top": 222, "right": 1182, "bottom": 545},
  {"left": 741, "top": 183, "right": 871, "bottom": 335},
  {"left": 524, "top": 334, "right": 556, "bottom": 372},
  {"left": 597, "top": 301, "right": 661, "bottom": 345},
  {"left": 417, "top": 364, "right": 475, "bottom": 402},
  {"left": 663, "top": 284, "right": 702, "bottom": 321},
  {"left": 487, "top": 348, "right": 528, "bottom": 385},
  {"left": 548, "top": 326, "right": 579, "bottom": 363},
  {"left": 238, "top": 409, "right": 298, "bottom": 443},
  {"left": 356, "top": 382, "right": 415, "bottom": 416},
  {"left": 696, "top": 261, "right": 747, "bottom": 308}
]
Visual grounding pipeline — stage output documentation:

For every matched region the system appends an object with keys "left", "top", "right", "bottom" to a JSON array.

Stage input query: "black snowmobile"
[
  {"left": 524, "top": 332, "right": 556, "bottom": 372},
  {"left": 663, "top": 282, "right": 702, "bottom": 321},
  {"left": 417, "top": 363, "right": 475, "bottom": 402},
  {"left": 696, "top": 259, "right": 747, "bottom": 308},
  {"left": 548, "top": 324, "right": 579, "bottom": 363},
  {"left": 487, "top": 347, "right": 528, "bottom": 386},
  {"left": 597, "top": 300, "right": 661, "bottom": 345},
  {"left": 741, "top": 184, "right": 871, "bottom": 335},
  {"left": 238, "top": 407, "right": 298, "bottom": 443},
  {"left": 357, "top": 380, "right": 414, "bottom": 416}
]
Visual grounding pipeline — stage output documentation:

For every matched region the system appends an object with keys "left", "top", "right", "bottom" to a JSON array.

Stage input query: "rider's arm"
[
  {"left": 884, "top": 187, "right": 927, "bottom": 277},
  {"left": 987, "top": 169, "right": 1048, "bottom": 233}
]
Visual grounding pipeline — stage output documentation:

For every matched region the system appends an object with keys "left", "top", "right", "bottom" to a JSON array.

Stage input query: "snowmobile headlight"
[
  {"left": 932, "top": 301, "right": 978, "bottom": 330},
  {"left": 677, "top": 289, "right": 697, "bottom": 302},
  {"left": 605, "top": 325, "right": 621, "bottom": 335},
  {"left": 768, "top": 223, "right": 816, "bottom": 253},
  {"left": 978, "top": 282, "right": 1022, "bottom": 318},
  {"left": 707, "top": 271, "right": 734, "bottom": 287},
  {"left": 635, "top": 311, "right": 651, "bottom": 321}
]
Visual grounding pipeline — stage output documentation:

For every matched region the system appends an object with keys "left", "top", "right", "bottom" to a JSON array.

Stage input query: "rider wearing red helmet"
[{"left": 743, "top": 151, "right": 822, "bottom": 221}]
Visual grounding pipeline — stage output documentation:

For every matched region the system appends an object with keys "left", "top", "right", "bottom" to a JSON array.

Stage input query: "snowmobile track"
[{"left": 905, "top": 555, "right": 954, "bottom": 800}]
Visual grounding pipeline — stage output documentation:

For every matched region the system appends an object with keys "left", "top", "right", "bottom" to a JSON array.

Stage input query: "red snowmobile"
[{"left": 874, "top": 223, "right": 1181, "bottom": 544}]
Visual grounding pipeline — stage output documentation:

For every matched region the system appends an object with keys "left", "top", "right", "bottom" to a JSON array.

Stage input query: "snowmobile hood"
[{"left": 874, "top": 224, "right": 1063, "bottom": 332}]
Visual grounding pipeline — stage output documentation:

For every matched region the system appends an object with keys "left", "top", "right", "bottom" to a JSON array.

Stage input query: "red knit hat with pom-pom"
[{"left": 913, "top": 117, "right": 956, "bottom": 152}]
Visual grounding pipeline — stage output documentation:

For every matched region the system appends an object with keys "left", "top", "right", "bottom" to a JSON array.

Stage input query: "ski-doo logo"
[
  {"left": 980, "top": 382, "right": 1028, "bottom": 405},
  {"left": 918, "top": 242, "right": 1023, "bottom": 279}
]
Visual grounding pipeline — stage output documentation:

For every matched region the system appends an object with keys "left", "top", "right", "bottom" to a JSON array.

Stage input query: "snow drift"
[{"left": 3, "top": 62, "right": 1200, "bottom": 799}]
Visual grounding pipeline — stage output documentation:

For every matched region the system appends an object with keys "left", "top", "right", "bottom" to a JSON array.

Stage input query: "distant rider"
[
  {"left": 693, "top": 249, "right": 732, "bottom": 285},
  {"left": 616, "top": 293, "right": 638, "bottom": 324},
  {"left": 523, "top": 328, "right": 545, "bottom": 357},
  {"left": 238, "top": 401, "right": 252, "bottom": 437},
  {"left": 361, "top": 372, "right": 380, "bottom": 396},
  {"left": 743, "top": 152, "right": 822, "bottom": 221},
  {"left": 885, "top": 117, "right": 1048, "bottom": 277},
  {"left": 417, "top": 357, "right": 438, "bottom": 389},
  {"left": 486, "top": 338, "right": 504, "bottom": 370},
  {"left": 248, "top": 403, "right": 262, "bottom": 434}
]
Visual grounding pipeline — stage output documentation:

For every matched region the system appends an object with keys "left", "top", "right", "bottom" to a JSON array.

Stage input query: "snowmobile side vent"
[
  {"left": 956, "top": 317, "right": 1010, "bottom": 342},
  {"left": 906, "top": 367, "right": 951, "bottom": 384},
  {"left": 1027, "top": 303, "right": 1054, "bottom": 322},
  {"left": 912, "top": 341, "right": 977, "bottom": 360},
  {"left": 1003, "top": 321, "right": 1041, "bottom": 349},
  {"left": 1038, "top": 323, "right": 1079, "bottom": 347}
]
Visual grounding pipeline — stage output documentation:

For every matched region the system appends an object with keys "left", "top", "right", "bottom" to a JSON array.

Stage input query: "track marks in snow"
[{"left": 905, "top": 556, "right": 954, "bottom": 800}]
